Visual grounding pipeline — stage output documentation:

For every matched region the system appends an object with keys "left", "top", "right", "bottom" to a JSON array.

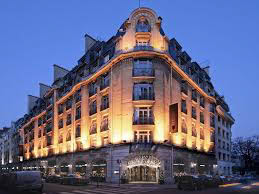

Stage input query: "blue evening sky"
[{"left": 0, "top": 0, "right": 258, "bottom": 137}]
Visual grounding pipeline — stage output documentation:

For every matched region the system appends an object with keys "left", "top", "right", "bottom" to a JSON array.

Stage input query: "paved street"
[{"left": 0, "top": 181, "right": 258, "bottom": 194}]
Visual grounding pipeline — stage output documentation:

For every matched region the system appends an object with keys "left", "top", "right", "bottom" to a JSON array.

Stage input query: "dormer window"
[{"left": 136, "top": 17, "right": 151, "bottom": 32}]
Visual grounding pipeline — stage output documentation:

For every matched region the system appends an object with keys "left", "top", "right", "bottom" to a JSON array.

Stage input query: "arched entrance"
[{"left": 127, "top": 155, "right": 161, "bottom": 183}]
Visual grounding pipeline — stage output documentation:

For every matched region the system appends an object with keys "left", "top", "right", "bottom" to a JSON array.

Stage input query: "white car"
[{"left": 8, "top": 171, "right": 43, "bottom": 193}]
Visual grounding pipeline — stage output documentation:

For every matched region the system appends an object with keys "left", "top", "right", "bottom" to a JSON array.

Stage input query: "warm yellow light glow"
[{"left": 173, "top": 134, "right": 182, "bottom": 146}]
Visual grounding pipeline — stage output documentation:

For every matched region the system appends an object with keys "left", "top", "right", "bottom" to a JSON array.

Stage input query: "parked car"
[
  {"left": 198, "top": 175, "right": 219, "bottom": 188},
  {"left": 177, "top": 175, "right": 203, "bottom": 190},
  {"left": 45, "top": 175, "right": 61, "bottom": 183},
  {"left": 7, "top": 171, "right": 43, "bottom": 193}
]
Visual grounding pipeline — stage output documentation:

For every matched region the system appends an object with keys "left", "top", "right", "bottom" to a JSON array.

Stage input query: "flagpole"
[{"left": 139, "top": 0, "right": 140, "bottom": 8}]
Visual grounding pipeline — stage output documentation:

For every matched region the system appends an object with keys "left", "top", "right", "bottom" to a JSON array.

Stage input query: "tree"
[{"left": 232, "top": 135, "right": 259, "bottom": 172}]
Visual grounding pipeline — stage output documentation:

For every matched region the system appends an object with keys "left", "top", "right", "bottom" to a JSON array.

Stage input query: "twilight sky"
[{"left": 0, "top": 0, "right": 258, "bottom": 137}]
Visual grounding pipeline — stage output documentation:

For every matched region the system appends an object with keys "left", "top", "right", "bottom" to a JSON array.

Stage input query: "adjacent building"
[{"left": 1, "top": 7, "right": 234, "bottom": 182}]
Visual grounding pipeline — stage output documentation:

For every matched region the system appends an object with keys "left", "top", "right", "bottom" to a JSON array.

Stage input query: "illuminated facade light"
[{"left": 0, "top": 6, "right": 234, "bottom": 183}]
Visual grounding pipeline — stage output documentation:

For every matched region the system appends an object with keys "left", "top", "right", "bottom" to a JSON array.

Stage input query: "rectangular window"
[
  {"left": 200, "top": 96, "right": 205, "bottom": 108},
  {"left": 89, "top": 100, "right": 97, "bottom": 115},
  {"left": 75, "top": 125, "right": 81, "bottom": 138},
  {"left": 101, "top": 115, "right": 109, "bottom": 132},
  {"left": 133, "top": 58, "right": 154, "bottom": 77},
  {"left": 181, "top": 81, "right": 188, "bottom": 95},
  {"left": 210, "top": 103, "right": 215, "bottom": 113},
  {"left": 192, "top": 89, "right": 197, "bottom": 102},
  {"left": 133, "top": 107, "right": 154, "bottom": 125},
  {"left": 200, "top": 112, "right": 204, "bottom": 124},
  {"left": 58, "top": 104, "right": 63, "bottom": 115},
  {"left": 101, "top": 95, "right": 109, "bottom": 111},
  {"left": 218, "top": 128, "right": 221, "bottom": 136},
  {"left": 210, "top": 115, "right": 215, "bottom": 128},
  {"left": 192, "top": 106, "right": 196, "bottom": 119},
  {"left": 90, "top": 120, "right": 97, "bottom": 135},
  {"left": 66, "top": 98, "right": 72, "bottom": 110},
  {"left": 181, "top": 100, "right": 187, "bottom": 114},
  {"left": 46, "top": 122, "right": 52, "bottom": 133},
  {"left": 134, "top": 131, "right": 152, "bottom": 143},
  {"left": 74, "top": 89, "right": 81, "bottom": 103},
  {"left": 133, "top": 83, "right": 154, "bottom": 100},
  {"left": 100, "top": 73, "right": 110, "bottom": 90},
  {"left": 66, "top": 114, "right": 72, "bottom": 126},
  {"left": 58, "top": 119, "right": 63, "bottom": 129},
  {"left": 89, "top": 82, "right": 97, "bottom": 97},
  {"left": 76, "top": 106, "right": 81, "bottom": 120}
]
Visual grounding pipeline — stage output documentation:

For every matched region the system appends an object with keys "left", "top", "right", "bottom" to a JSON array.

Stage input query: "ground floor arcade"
[{"left": 0, "top": 144, "right": 217, "bottom": 183}]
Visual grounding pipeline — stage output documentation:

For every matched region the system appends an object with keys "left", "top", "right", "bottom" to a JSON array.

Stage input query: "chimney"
[
  {"left": 53, "top": 64, "right": 69, "bottom": 83},
  {"left": 39, "top": 83, "right": 52, "bottom": 98},
  {"left": 84, "top": 33, "right": 96, "bottom": 53},
  {"left": 27, "top": 95, "right": 39, "bottom": 113}
]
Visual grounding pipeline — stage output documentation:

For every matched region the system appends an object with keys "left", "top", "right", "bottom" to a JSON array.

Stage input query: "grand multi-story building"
[{"left": 3, "top": 7, "right": 234, "bottom": 183}]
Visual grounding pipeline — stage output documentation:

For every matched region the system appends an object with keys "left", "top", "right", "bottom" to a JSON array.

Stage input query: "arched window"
[
  {"left": 136, "top": 17, "right": 151, "bottom": 32},
  {"left": 181, "top": 119, "right": 187, "bottom": 134}
]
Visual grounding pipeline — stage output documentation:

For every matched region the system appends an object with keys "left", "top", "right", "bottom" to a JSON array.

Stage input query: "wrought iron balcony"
[
  {"left": 132, "top": 68, "right": 155, "bottom": 77},
  {"left": 133, "top": 118, "right": 154, "bottom": 125},
  {"left": 134, "top": 45, "right": 154, "bottom": 51},
  {"left": 133, "top": 94, "right": 155, "bottom": 101}
]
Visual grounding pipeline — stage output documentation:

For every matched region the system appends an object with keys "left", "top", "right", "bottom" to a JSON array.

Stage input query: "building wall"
[{"left": 13, "top": 7, "right": 235, "bottom": 178}]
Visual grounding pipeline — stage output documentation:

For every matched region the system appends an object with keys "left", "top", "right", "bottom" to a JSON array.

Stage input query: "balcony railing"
[
  {"left": 133, "top": 118, "right": 154, "bottom": 125},
  {"left": 134, "top": 45, "right": 154, "bottom": 51},
  {"left": 132, "top": 68, "right": 155, "bottom": 77},
  {"left": 133, "top": 94, "right": 155, "bottom": 101}
]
